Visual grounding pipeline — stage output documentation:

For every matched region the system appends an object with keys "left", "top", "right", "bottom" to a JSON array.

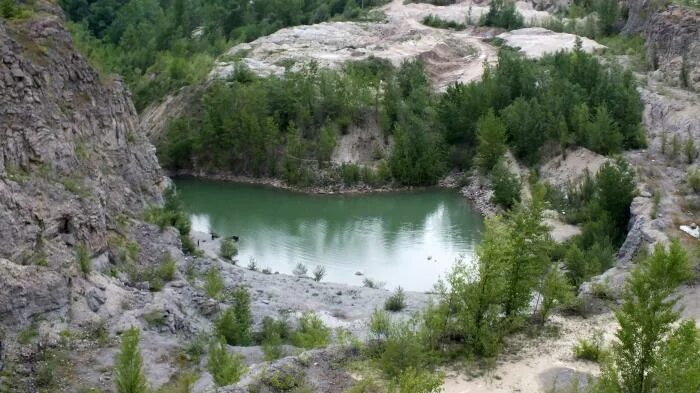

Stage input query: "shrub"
[
  {"left": 114, "top": 328, "right": 147, "bottom": 393},
  {"left": 293, "top": 263, "right": 308, "bottom": 277},
  {"left": 260, "top": 316, "right": 290, "bottom": 361},
  {"left": 76, "top": 242, "right": 91, "bottom": 276},
  {"left": 384, "top": 287, "right": 407, "bottom": 312},
  {"left": 291, "top": 313, "right": 331, "bottom": 349},
  {"left": 144, "top": 187, "right": 194, "bottom": 254},
  {"left": 369, "top": 309, "right": 391, "bottom": 340},
  {"left": 247, "top": 258, "right": 257, "bottom": 271},
  {"left": 216, "top": 287, "right": 252, "bottom": 346},
  {"left": 312, "top": 265, "right": 326, "bottom": 282},
  {"left": 219, "top": 238, "right": 238, "bottom": 260},
  {"left": 362, "top": 278, "right": 386, "bottom": 289},
  {"left": 573, "top": 335, "right": 603, "bottom": 362},
  {"left": 590, "top": 281, "right": 614, "bottom": 300},
  {"left": 207, "top": 338, "right": 247, "bottom": 386},
  {"left": 685, "top": 137, "right": 697, "bottom": 164},
  {"left": 18, "top": 326, "right": 38, "bottom": 344},
  {"left": 261, "top": 366, "right": 307, "bottom": 391},
  {"left": 183, "top": 333, "right": 208, "bottom": 364},
  {"left": 688, "top": 167, "right": 700, "bottom": 192},
  {"left": 143, "top": 310, "right": 167, "bottom": 328},
  {"left": 0, "top": 0, "right": 18, "bottom": 19},
  {"left": 158, "top": 252, "right": 177, "bottom": 282},
  {"left": 204, "top": 266, "right": 224, "bottom": 299},
  {"left": 388, "top": 368, "right": 444, "bottom": 393},
  {"left": 375, "top": 319, "right": 430, "bottom": 378}
]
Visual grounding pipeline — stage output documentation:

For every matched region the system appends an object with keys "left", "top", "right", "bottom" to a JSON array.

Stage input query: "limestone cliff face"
[
  {"left": 645, "top": 5, "right": 700, "bottom": 91},
  {"left": 0, "top": 3, "right": 163, "bottom": 323}
]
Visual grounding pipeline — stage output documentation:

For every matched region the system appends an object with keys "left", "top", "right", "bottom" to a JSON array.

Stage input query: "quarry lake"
[{"left": 175, "top": 178, "right": 484, "bottom": 291}]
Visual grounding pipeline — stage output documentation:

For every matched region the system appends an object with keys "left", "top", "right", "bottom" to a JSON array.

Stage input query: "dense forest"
[
  {"left": 59, "top": 0, "right": 389, "bottom": 110},
  {"left": 161, "top": 43, "right": 643, "bottom": 186}
]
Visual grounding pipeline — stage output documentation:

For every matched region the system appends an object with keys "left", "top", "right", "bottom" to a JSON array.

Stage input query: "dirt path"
[{"left": 443, "top": 313, "right": 617, "bottom": 393}]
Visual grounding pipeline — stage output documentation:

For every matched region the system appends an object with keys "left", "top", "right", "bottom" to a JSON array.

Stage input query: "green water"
[{"left": 175, "top": 178, "right": 484, "bottom": 291}]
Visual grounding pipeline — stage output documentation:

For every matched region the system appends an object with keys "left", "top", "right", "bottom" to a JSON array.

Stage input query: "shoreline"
[{"left": 168, "top": 169, "right": 470, "bottom": 195}]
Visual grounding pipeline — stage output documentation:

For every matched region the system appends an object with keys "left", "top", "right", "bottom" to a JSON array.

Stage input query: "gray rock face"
[
  {"left": 645, "top": 5, "right": 700, "bottom": 91},
  {"left": 0, "top": 3, "right": 163, "bottom": 331},
  {"left": 0, "top": 8, "right": 163, "bottom": 268},
  {"left": 0, "top": 259, "right": 70, "bottom": 326},
  {"left": 86, "top": 287, "right": 107, "bottom": 313},
  {"left": 622, "top": 0, "right": 655, "bottom": 34}
]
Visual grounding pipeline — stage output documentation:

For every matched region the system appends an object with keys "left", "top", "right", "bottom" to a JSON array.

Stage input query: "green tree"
[
  {"left": 219, "top": 238, "right": 238, "bottom": 260},
  {"left": 501, "top": 97, "right": 543, "bottom": 164},
  {"left": 207, "top": 338, "right": 247, "bottom": 386},
  {"left": 114, "top": 328, "right": 147, "bottom": 393},
  {"left": 476, "top": 109, "right": 507, "bottom": 172},
  {"left": 435, "top": 217, "right": 511, "bottom": 357},
  {"left": 317, "top": 122, "right": 338, "bottom": 164},
  {"left": 595, "top": 159, "right": 636, "bottom": 241},
  {"left": 216, "top": 287, "right": 252, "bottom": 345},
  {"left": 596, "top": 240, "right": 694, "bottom": 393},
  {"left": 536, "top": 265, "right": 573, "bottom": 323},
  {"left": 204, "top": 266, "right": 224, "bottom": 299},
  {"left": 653, "top": 320, "right": 700, "bottom": 393},
  {"left": 595, "top": 0, "right": 619, "bottom": 36},
  {"left": 588, "top": 105, "right": 623, "bottom": 155},
  {"left": 500, "top": 193, "right": 553, "bottom": 320},
  {"left": 564, "top": 243, "right": 598, "bottom": 288},
  {"left": 389, "top": 127, "right": 446, "bottom": 186},
  {"left": 490, "top": 160, "right": 521, "bottom": 209}
]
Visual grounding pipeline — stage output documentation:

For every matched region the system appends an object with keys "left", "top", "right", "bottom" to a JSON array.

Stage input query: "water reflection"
[{"left": 175, "top": 178, "right": 484, "bottom": 291}]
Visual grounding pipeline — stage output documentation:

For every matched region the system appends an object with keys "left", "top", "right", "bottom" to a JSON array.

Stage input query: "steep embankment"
[{"left": 0, "top": 2, "right": 163, "bottom": 326}]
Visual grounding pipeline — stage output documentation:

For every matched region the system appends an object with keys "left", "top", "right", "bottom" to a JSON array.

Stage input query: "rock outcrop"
[
  {"left": 0, "top": 3, "right": 163, "bottom": 269},
  {"left": 0, "top": 259, "right": 70, "bottom": 326},
  {"left": 622, "top": 0, "right": 656, "bottom": 35},
  {"left": 645, "top": 5, "right": 700, "bottom": 91}
]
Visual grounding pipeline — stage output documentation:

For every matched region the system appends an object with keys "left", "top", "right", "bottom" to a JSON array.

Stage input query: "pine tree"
[
  {"left": 114, "top": 328, "right": 147, "bottom": 393},
  {"left": 476, "top": 109, "right": 507, "bottom": 173},
  {"left": 216, "top": 287, "right": 252, "bottom": 345},
  {"left": 597, "top": 240, "right": 694, "bottom": 393},
  {"left": 207, "top": 338, "right": 247, "bottom": 386}
]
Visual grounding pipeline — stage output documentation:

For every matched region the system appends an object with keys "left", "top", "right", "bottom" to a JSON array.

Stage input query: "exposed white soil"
[
  {"left": 332, "top": 117, "right": 390, "bottom": 166},
  {"left": 210, "top": 0, "right": 507, "bottom": 91},
  {"left": 497, "top": 27, "right": 606, "bottom": 59},
  {"left": 444, "top": 313, "right": 618, "bottom": 393},
  {"left": 540, "top": 147, "right": 609, "bottom": 190}
]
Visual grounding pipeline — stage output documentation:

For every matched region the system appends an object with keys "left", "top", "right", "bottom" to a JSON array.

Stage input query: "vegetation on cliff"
[
  {"left": 160, "top": 43, "right": 643, "bottom": 189},
  {"left": 59, "top": 0, "right": 389, "bottom": 110}
]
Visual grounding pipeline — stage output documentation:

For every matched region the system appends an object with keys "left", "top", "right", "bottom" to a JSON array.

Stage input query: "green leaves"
[
  {"left": 476, "top": 109, "right": 507, "bottom": 173},
  {"left": 216, "top": 287, "right": 253, "bottom": 346},
  {"left": 597, "top": 240, "right": 695, "bottom": 393},
  {"left": 207, "top": 338, "right": 247, "bottom": 386},
  {"left": 115, "top": 328, "right": 147, "bottom": 393}
]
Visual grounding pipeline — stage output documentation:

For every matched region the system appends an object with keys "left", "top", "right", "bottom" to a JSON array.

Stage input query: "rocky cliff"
[
  {"left": 0, "top": 2, "right": 163, "bottom": 325},
  {"left": 645, "top": 4, "right": 700, "bottom": 91}
]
